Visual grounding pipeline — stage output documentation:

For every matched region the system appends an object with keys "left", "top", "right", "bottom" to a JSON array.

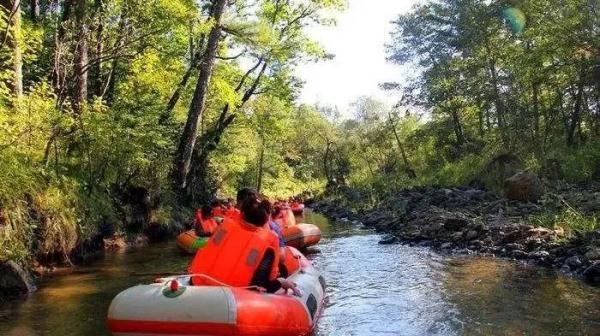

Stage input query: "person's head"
[
  {"left": 272, "top": 205, "right": 282, "bottom": 218},
  {"left": 241, "top": 196, "right": 272, "bottom": 226},
  {"left": 236, "top": 188, "right": 257, "bottom": 209},
  {"left": 201, "top": 204, "right": 212, "bottom": 218}
]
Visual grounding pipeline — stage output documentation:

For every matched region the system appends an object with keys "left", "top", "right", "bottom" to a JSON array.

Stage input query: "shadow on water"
[{"left": 0, "top": 210, "right": 599, "bottom": 335}]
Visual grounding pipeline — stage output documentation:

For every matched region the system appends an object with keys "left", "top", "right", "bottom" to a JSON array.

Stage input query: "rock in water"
[
  {"left": 504, "top": 171, "right": 543, "bottom": 202},
  {"left": 585, "top": 249, "right": 600, "bottom": 261},
  {"left": 0, "top": 261, "right": 36, "bottom": 298},
  {"left": 378, "top": 234, "right": 398, "bottom": 245},
  {"left": 583, "top": 262, "right": 600, "bottom": 286}
]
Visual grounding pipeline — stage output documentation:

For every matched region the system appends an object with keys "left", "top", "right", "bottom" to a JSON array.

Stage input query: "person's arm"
[
  {"left": 250, "top": 249, "right": 281, "bottom": 293},
  {"left": 269, "top": 221, "right": 285, "bottom": 248}
]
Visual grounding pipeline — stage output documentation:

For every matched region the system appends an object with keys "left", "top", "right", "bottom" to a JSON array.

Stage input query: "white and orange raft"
[
  {"left": 106, "top": 248, "right": 326, "bottom": 336},
  {"left": 176, "top": 230, "right": 208, "bottom": 254},
  {"left": 282, "top": 223, "right": 321, "bottom": 250}
]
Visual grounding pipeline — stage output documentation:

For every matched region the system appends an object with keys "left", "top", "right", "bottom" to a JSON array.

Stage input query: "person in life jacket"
[
  {"left": 189, "top": 196, "right": 300, "bottom": 294},
  {"left": 221, "top": 188, "right": 250, "bottom": 221},
  {"left": 273, "top": 204, "right": 296, "bottom": 229},
  {"left": 194, "top": 205, "right": 217, "bottom": 237},
  {"left": 224, "top": 188, "right": 284, "bottom": 247},
  {"left": 210, "top": 200, "right": 225, "bottom": 218}
]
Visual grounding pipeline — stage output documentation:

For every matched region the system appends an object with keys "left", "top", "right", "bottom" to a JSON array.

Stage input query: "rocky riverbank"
[
  {"left": 0, "top": 221, "right": 186, "bottom": 301},
  {"left": 310, "top": 183, "right": 600, "bottom": 286}
]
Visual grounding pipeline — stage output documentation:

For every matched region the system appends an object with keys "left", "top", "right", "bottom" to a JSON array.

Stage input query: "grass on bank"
[{"left": 530, "top": 207, "right": 598, "bottom": 238}]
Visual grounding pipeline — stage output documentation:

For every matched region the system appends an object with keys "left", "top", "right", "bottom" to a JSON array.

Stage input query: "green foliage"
[
  {"left": 0, "top": 0, "right": 343, "bottom": 263},
  {"left": 530, "top": 208, "right": 598, "bottom": 237},
  {"left": 560, "top": 141, "right": 600, "bottom": 183}
]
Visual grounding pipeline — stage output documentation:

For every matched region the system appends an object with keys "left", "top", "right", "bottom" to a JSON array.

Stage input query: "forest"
[{"left": 1, "top": 0, "right": 599, "bottom": 268}]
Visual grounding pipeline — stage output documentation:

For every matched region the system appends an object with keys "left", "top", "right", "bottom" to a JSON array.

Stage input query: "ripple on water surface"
[
  {"left": 311, "top": 233, "right": 600, "bottom": 336},
  {"left": 312, "top": 235, "right": 460, "bottom": 336}
]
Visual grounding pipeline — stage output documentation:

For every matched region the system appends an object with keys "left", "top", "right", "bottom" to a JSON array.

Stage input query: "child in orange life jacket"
[
  {"left": 189, "top": 196, "right": 300, "bottom": 295},
  {"left": 194, "top": 205, "right": 217, "bottom": 237},
  {"left": 210, "top": 200, "right": 225, "bottom": 218}
]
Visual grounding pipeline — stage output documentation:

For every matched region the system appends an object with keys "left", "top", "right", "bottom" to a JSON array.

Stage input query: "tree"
[
  {"left": 176, "top": 0, "right": 228, "bottom": 190},
  {"left": 1, "top": 0, "right": 23, "bottom": 97},
  {"left": 72, "top": 0, "right": 88, "bottom": 114}
]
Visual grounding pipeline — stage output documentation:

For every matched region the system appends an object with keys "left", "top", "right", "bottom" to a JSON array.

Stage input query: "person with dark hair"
[
  {"left": 189, "top": 196, "right": 299, "bottom": 295},
  {"left": 210, "top": 199, "right": 225, "bottom": 218},
  {"left": 193, "top": 204, "right": 217, "bottom": 237},
  {"left": 236, "top": 188, "right": 256, "bottom": 207},
  {"left": 222, "top": 187, "right": 285, "bottom": 247},
  {"left": 222, "top": 187, "right": 256, "bottom": 221}
]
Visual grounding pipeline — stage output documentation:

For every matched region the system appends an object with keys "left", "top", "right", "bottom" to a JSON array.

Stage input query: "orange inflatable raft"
[
  {"left": 106, "top": 247, "right": 326, "bottom": 336},
  {"left": 176, "top": 230, "right": 209, "bottom": 254},
  {"left": 282, "top": 223, "right": 321, "bottom": 250}
]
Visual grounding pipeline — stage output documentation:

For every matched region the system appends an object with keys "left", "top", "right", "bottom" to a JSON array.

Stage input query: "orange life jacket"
[
  {"left": 224, "top": 207, "right": 241, "bottom": 221},
  {"left": 274, "top": 208, "right": 296, "bottom": 229},
  {"left": 189, "top": 216, "right": 280, "bottom": 287},
  {"left": 281, "top": 246, "right": 300, "bottom": 275}
]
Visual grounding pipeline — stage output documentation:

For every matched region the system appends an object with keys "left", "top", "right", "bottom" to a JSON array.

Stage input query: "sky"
[{"left": 296, "top": 0, "right": 419, "bottom": 113}]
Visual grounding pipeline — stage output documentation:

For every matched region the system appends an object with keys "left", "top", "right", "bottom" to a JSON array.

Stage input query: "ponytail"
[{"left": 241, "top": 196, "right": 272, "bottom": 226}]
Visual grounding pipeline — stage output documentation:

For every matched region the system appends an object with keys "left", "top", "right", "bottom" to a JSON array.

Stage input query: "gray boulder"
[
  {"left": 583, "top": 262, "right": 600, "bottom": 286},
  {"left": 0, "top": 261, "right": 36, "bottom": 298}
]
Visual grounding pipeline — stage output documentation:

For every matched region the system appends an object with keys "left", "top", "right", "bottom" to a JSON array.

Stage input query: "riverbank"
[
  {"left": 309, "top": 183, "right": 600, "bottom": 286},
  {"left": 0, "top": 219, "right": 187, "bottom": 302}
]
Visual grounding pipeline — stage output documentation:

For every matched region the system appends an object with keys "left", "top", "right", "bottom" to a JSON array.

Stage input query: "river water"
[{"left": 1, "top": 211, "right": 599, "bottom": 335}]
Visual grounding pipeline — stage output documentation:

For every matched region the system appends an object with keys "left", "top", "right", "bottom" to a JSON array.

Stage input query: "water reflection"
[
  {"left": 442, "top": 257, "right": 600, "bottom": 335},
  {"left": 0, "top": 211, "right": 598, "bottom": 335}
]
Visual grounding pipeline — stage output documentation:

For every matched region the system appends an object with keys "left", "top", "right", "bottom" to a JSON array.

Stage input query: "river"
[{"left": 1, "top": 211, "right": 599, "bottom": 335}]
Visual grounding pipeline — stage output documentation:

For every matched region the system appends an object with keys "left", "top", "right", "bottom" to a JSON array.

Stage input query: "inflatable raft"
[
  {"left": 282, "top": 223, "right": 321, "bottom": 250},
  {"left": 178, "top": 224, "right": 321, "bottom": 254},
  {"left": 106, "top": 248, "right": 326, "bottom": 336},
  {"left": 176, "top": 230, "right": 208, "bottom": 254}
]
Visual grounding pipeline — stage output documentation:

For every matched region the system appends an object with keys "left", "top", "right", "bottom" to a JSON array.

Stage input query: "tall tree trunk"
[
  {"left": 532, "top": 81, "right": 541, "bottom": 138},
  {"left": 1, "top": 0, "right": 23, "bottom": 97},
  {"left": 594, "top": 83, "right": 600, "bottom": 136},
  {"left": 388, "top": 112, "right": 416, "bottom": 178},
  {"left": 92, "top": 0, "right": 104, "bottom": 97},
  {"left": 567, "top": 64, "right": 586, "bottom": 147},
  {"left": 176, "top": 0, "right": 227, "bottom": 190},
  {"left": 100, "top": 10, "right": 127, "bottom": 102},
  {"left": 160, "top": 50, "right": 203, "bottom": 123},
  {"left": 323, "top": 141, "right": 332, "bottom": 183},
  {"left": 477, "top": 100, "right": 484, "bottom": 137},
  {"left": 450, "top": 106, "right": 465, "bottom": 149},
  {"left": 12, "top": 0, "right": 21, "bottom": 97},
  {"left": 30, "top": 0, "right": 38, "bottom": 22},
  {"left": 256, "top": 139, "right": 265, "bottom": 193},
  {"left": 184, "top": 58, "right": 266, "bottom": 195},
  {"left": 488, "top": 54, "right": 507, "bottom": 145},
  {"left": 72, "top": 0, "right": 88, "bottom": 114},
  {"left": 52, "top": 0, "right": 72, "bottom": 95},
  {"left": 160, "top": 20, "right": 210, "bottom": 123}
]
